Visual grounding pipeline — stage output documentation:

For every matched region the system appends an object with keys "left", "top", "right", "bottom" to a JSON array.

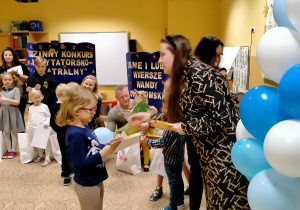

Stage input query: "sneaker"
[
  {"left": 177, "top": 204, "right": 185, "bottom": 209},
  {"left": 34, "top": 156, "right": 43, "bottom": 163},
  {"left": 159, "top": 206, "right": 170, "bottom": 210},
  {"left": 7, "top": 152, "right": 16, "bottom": 159},
  {"left": 2, "top": 151, "right": 10, "bottom": 159},
  {"left": 42, "top": 160, "right": 51, "bottom": 167},
  {"left": 10, "top": 152, "right": 17, "bottom": 158},
  {"left": 149, "top": 187, "right": 163, "bottom": 201},
  {"left": 63, "top": 177, "right": 72, "bottom": 186},
  {"left": 184, "top": 185, "right": 190, "bottom": 195}
]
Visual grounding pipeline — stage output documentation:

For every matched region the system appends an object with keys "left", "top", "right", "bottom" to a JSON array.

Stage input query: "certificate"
[
  {"left": 31, "top": 124, "right": 51, "bottom": 149},
  {"left": 7, "top": 65, "right": 23, "bottom": 75},
  {"left": 107, "top": 132, "right": 143, "bottom": 153}
]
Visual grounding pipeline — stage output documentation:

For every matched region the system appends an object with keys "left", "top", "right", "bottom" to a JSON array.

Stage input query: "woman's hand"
[
  {"left": 139, "top": 122, "right": 149, "bottom": 134},
  {"left": 128, "top": 112, "right": 151, "bottom": 125},
  {"left": 172, "top": 122, "right": 186, "bottom": 135},
  {"left": 10, "top": 70, "right": 18, "bottom": 76}
]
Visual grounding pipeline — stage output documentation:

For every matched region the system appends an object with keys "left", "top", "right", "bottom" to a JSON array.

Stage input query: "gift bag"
[
  {"left": 18, "top": 133, "right": 38, "bottom": 163},
  {"left": 149, "top": 149, "right": 167, "bottom": 177},
  {"left": 49, "top": 134, "right": 62, "bottom": 164},
  {"left": 0, "top": 131, "right": 6, "bottom": 160},
  {"left": 116, "top": 142, "right": 141, "bottom": 175}
]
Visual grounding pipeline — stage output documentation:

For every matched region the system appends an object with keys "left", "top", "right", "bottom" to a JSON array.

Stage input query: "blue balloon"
[
  {"left": 273, "top": 0, "right": 297, "bottom": 31},
  {"left": 94, "top": 127, "right": 113, "bottom": 144},
  {"left": 239, "top": 85, "right": 291, "bottom": 141},
  {"left": 231, "top": 138, "right": 272, "bottom": 181},
  {"left": 278, "top": 64, "right": 300, "bottom": 119},
  {"left": 248, "top": 169, "right": 300, "bottom": 210}
]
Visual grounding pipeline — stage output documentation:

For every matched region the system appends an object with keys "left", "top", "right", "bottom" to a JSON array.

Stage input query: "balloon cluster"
[{"left": 231, "top": 1, "right": 300, "bottom": 209}]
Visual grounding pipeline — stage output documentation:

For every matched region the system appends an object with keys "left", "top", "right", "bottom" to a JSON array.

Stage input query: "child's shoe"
[
  {"left": 7, "top": 152, "right": 17, "bottom": 159},
  {"left": 149, "top": 187, "right": 163, "bottom": 201},
  {"left": 2, "top": 151, "right": 9, "bottom": 159},
  {"left": 9, "top": 152, "right": 17, "bottom": 158},
  {"left": 177, "top": 204, "right": 185, "bottom": 210},
  {"left": 34, "top": 156, "right": 43, "bottom": 163},
  {"left": 42, "top": 160, "right": 51, "bottom": 167},
  {"left": 63, "top": 177, "right": 72, "bottom": 186},
  {"left": 159, "top": 206, "right": 170, "bottom": 210}
]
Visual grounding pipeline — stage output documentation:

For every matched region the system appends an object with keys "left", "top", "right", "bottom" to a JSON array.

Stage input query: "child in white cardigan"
[{"left": 27, "top": 85, "right": 51, "bottom": 167}]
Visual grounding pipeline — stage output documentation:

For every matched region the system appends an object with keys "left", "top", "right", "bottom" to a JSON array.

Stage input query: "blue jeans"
[{"left": 164, "top": 162, "right": 184, "bottom": 210}]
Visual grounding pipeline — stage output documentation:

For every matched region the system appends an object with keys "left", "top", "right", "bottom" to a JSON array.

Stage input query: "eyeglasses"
[
  {"left": 166, "top": 35, "right": 177, "bottom": 50},
  {"left": 81, "top": 107, "right": 97, "bottom": 113}
]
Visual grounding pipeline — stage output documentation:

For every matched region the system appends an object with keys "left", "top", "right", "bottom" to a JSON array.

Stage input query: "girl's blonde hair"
[
  {"left": 55, "top": 83, "right": 70, "bottom": 99},
  {"left": 0, "top": 72, "right": 23, "bottom": 95},
  {"left": 56, "top": 86, "right": 97, "bottom": 126},
  {"left": 34, "top": 56, "right": 47, "bottom": 66},
  {"left": 28, "top": 88, "right": 43, "bottom": 103},
  {"left": 81, "top": 75, "right": 101, "bottom": 99}
]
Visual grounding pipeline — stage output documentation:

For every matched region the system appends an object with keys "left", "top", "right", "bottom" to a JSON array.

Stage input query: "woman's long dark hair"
[
  {"left": 1, "top": 47, "right": 20, "bottom": 68},
  {"left": 194, "top": 35, "right": 224, "bottom": 65},
  {"left": 160, "top": 34, "right": 192, "bottom": 123}
]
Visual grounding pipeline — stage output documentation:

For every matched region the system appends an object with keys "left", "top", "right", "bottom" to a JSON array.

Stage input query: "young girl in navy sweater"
[{"left": 56, "top": 85, "right": 120, "bottom": 210}]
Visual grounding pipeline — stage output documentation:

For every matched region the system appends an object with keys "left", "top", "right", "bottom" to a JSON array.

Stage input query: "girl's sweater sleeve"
[
  {"left": 42, "top": 104, "right": 51, "bottom": 125},
  {"left": 67, "top": 133, "right": 104, "bottom": 172}
]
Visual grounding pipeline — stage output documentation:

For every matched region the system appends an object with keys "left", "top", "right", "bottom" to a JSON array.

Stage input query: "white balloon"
[
  {"left": 256, "top": 27, "right": 300, "bottom": 83},
  {"left": 286, "top": 0, "right": 300, "bottom": 33},
  {"left": 264, "top": 120, "right": 300, "bottom": 177},
  {"left": 235, "top": 119, "right": 254, "bottom": 140}
]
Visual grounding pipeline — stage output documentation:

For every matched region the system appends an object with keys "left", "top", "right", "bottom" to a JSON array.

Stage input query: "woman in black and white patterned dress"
[{"left": 128, "top": 34, "right": 249, "bottom": 210}]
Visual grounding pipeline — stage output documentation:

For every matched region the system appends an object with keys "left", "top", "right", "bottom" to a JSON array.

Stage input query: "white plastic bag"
[
  {"left": 116, "top": 142, "right": 141, "bottom": 175},
  {"left": 149, "top": 149, "right": 167, "bottom": 177},
  {"left": 18, "top": 133, "right": 38, "bottom": 163},
  {"left": 49, "top": 134, "right": 62, "bottom": 164},
  {"left": 0, "top": 131, "right": 6, "bottom": 160}
]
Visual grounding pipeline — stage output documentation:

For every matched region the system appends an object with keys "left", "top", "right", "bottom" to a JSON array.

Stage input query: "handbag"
[
  {"left": 149, "top": 149, "right": 167, "bottom": 177},
  {"left": 116, "top": 142, "right": 141, "bottom": 175}
]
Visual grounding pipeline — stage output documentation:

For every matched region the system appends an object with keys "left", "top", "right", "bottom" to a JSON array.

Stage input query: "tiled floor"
[{"left": 0, "top": 109, "right": 206, "bottom": 209}]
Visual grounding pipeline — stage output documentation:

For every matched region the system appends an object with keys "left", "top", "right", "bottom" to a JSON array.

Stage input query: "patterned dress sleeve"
[{"left": 181, "top": 66, "right": 229, "bottom": 141}]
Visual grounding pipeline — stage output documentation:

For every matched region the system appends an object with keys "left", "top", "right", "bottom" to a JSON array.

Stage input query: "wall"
[
  {"left": 220, "top": 0, "right": 278, "bottom": 89},
  {"left": 0, "top": 0, "right": 168, "bottom": 100},
  {"left": 0, "top": 0, "right": 276, "bottom": 97},
  {"left": 167, "top": 0, "right": 221, "bottom": 48}
]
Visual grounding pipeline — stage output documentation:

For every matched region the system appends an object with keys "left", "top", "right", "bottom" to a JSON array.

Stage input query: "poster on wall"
[
  {"left": 126, "top": 52, "right": 168, "bottom": 113},
  {"left": 232, "top": 47, "right": 249, "bottom": 94},
  {"left": 265, "top": 0, "right": 277, "bottom": 32},
  {"left": 27, "top": 42, "right": 96, "bottom": 84}
]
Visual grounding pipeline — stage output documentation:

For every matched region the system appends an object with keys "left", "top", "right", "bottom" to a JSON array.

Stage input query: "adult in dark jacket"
[{"left": 27, "top": 56, "right": 56, "bottom": 114}]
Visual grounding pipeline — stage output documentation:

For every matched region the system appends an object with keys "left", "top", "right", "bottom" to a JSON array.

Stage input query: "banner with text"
[
  {"left": 127, "top": 52, "right": 168, "bottom": 113},
  {"left": 27, "top": 42, "right": 96, "bottom": 84}
]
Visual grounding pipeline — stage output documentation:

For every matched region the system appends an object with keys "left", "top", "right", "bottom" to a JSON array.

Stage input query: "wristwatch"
[{"left": 16, "top": 74, "right": 20, "bottom": 77}]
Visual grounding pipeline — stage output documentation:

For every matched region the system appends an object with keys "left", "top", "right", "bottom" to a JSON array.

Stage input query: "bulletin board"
[{"left": 60, "top": 32, "right": 129, "bottom": 85}]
